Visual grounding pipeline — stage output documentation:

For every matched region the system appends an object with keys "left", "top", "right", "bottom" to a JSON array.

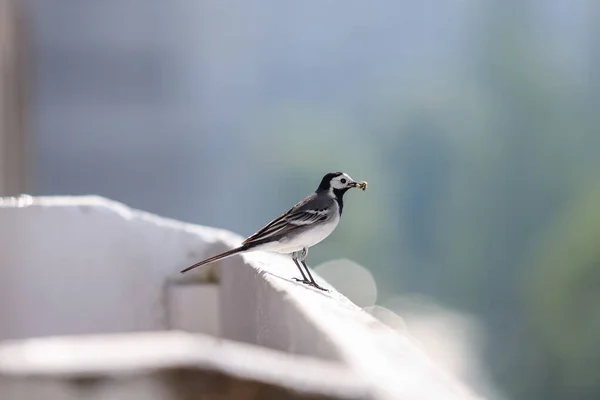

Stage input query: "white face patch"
[{"left": 329, "top": 173, "right": 354, "bottom": 190}]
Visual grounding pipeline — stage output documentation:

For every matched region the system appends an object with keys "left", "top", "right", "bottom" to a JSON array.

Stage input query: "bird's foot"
[
  {"left": 293, "top": 277, "right": 329, "bottom": 292},
  {"left": 293, "top": 277, "right": 312, "bottom": 285},
  {"left": 310, "top": 282, "right": 329, "bottom": 292}
]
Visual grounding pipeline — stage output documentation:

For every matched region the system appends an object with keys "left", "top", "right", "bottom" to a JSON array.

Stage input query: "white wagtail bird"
[{"left": 181, "top": 172, "right": 367, "bottom": 291}]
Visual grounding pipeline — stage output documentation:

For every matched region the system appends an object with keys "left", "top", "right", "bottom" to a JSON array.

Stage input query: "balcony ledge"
[{"left": 0, "top": 195, "right": 480, "bottom": 400}]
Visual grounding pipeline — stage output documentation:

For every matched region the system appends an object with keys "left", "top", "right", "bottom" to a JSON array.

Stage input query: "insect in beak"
[{"left": 352, "top": 181, "right": 368, "bottom": 191}]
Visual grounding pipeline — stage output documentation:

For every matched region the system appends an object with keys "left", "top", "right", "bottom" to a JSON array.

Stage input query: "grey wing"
[{"left": 242, "top": 194, "right": 332, "bottom": 245}]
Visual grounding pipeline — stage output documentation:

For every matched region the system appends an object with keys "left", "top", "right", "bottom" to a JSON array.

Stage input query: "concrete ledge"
[
  {"left": 221, "top": 253, "right": 479, "bottom": 400},
  {"left": 0, "top": 331, "right": 367, "bottom": 400},
  {"left": 0, "top": 195, "right": 480, "bottom": 400},
  {"left": 0, "top": 195, "right": 237, "bottom": 339}
]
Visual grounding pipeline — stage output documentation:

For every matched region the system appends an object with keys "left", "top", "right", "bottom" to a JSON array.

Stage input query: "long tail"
[{"left": 180, "top": 245, "right": 248, "bottom": 274}]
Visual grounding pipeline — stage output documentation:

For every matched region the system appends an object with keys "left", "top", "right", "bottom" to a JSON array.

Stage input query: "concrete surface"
[
  {"left": 0, "top": 195, "right": 482, "bottom": 400},
  {"left": 0, "top": 195, "right": 235, "bottom": 340},
  {"left": 0, "top": 331, "right": 368, "bottom": 400},
  {"left": 220, "top": 252, "right": 481, "bottom": 400}
]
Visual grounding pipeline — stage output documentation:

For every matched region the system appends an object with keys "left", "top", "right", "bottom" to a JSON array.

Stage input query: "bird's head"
[{"left": 317, "top": 172, "right": 367, "bottom": 195}]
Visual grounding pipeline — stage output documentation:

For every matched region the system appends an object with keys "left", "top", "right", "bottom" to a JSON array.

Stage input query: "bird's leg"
[
  {"left": 291, "top": 252, "right": 311, "bottom": 284},
  {"left": 299, "top": 248, "right": 328, "bottom": 292},
  {"left": 298, "top": 247, "right": 316, "bottom": 284},
  {"left": 297, "top": 247, "right": 317, "bottom": 283}
]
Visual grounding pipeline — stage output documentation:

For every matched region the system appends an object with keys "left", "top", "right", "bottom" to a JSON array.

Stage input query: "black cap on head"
[{"left": 317, "top": 172, "right": 343, "bottom": 192}]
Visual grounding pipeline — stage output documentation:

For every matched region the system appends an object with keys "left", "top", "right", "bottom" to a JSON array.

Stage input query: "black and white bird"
[{"left": 181, "top": 172, "right": 367, "bottom": 291}]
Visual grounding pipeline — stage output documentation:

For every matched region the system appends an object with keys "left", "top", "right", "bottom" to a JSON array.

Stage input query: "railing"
[{"left": 0, "top": 195, "right": 480, "bottom": 400}]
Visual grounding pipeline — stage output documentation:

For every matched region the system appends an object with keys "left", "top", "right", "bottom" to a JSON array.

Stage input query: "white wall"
[{"left": 0, "top": 195, "right": 238, "bottom": 340}]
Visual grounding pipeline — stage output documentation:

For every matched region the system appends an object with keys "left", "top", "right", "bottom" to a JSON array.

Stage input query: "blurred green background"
[{"left": 11, "top": 1, "right": 600, "bottom": 399}]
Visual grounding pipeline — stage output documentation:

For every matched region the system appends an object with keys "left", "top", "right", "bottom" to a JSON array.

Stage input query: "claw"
[
  {"left": 310, "top": 283, "right": 329, "bottom": 292},
  {"left": 293, "top": 277, "right": 312, "bottom": 285},
  {"left": 293, "top": 277, "right": 329, "bottom": 292}
]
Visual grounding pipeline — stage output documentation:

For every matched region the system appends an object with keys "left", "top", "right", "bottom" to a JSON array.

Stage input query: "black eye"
[{"left": 340, "top": 178, "right": 347, "bottom": 184}]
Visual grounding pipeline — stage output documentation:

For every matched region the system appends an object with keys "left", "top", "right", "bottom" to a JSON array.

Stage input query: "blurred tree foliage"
[
  {"left": 528, "top": 185, "right": 600, "bottom": 399},
  {"left": 255, "top": 1, "right": 600, "bottom": 399}
]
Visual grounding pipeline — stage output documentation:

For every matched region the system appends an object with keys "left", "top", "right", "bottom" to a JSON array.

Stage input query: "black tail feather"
[{"left": 180, "top": 245, "right": 247, "bottom": 274}]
